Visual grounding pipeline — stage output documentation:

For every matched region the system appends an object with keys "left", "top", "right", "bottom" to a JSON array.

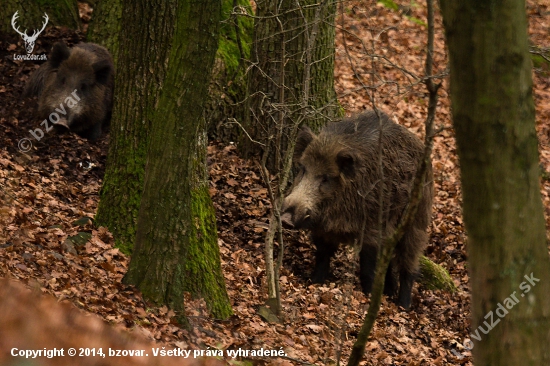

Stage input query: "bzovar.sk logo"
[{"left": 11, "top": 11, "right": 48, "bottom": 60}]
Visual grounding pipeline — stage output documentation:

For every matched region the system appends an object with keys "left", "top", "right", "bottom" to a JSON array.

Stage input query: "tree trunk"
[
  {"left": 440, "top": 1, "right": 550, "bottom": 364},
  {"left": 242, "top": 0, "right": 341, "bottom": 171},
  {"left": 94, "top": 1, "right": 175, "bottom": 253},
  {"left": 114, "top": 0, "right": 232, "bottom": 322},
  {"left": 206, "top": 0, "right": 254, "bottom": 143},
  {"left": 0, "top": 0, "right": 79, "bottom": 34},
  {"left": 86, "top": 0, "right": 122, "bottom": 63}
]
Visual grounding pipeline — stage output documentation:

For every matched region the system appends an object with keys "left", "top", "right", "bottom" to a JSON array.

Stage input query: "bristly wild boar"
[
  {"left": 23, "top": 42, "right": 114, "bottom": 141},
  {"left": 281, "top": 111, "right": 433, "bottom": 309}
]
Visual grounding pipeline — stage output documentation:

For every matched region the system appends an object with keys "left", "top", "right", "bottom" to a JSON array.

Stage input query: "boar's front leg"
[
  {"left": 77, "top": 122, "right": 102, "bottom": 141},
  {"left": 359, "top": 244, "right": 398, "bottom": 297},
  {"left": 359, "top": 244, "right": 377, "bottom": 294},
  {"left": 310, "top": 234, "right": 338, "bottom": 283}
]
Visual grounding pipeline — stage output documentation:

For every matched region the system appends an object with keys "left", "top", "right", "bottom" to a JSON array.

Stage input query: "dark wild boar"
[
  {"left": 23, "top": 42, "right": 114, "bottom": 141},
  {"left": 281, "top": 111, "right": 433, "bottom": 309}
]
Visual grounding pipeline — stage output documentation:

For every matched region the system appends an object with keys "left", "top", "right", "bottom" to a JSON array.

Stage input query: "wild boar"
[
  {"left": 23, "top": 42, "right": 114, "bottom": 141},
  {"left": 281, "top": 111, "right": 433, "bottom": 309}
]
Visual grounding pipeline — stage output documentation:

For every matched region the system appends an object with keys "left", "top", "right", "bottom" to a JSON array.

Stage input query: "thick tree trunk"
[
  {"left": 86, "top": 0, "right": 122, "bottom": 63},
  {"left": 441, "top": 1, "right": 550, "bottom": 364},
  {"left": 242, "top": 0, "right": 341, "bottom": 171},
  {"left": 119, "top": 0, "right": 232, "bottom": 321},
  {"left": 0, "top": 0, "right": 79, "bottom": 34},
  {"left": 95, "top": 1, "right": 175, "bottom": 253}
]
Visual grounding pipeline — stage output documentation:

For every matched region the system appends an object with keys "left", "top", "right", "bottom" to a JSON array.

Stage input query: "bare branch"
[
  {"left": 530, "top": 46, "right": 550, "bottom": 64},
  {"left": 225, "top": 118, "right": 266, "bottom": 146}
]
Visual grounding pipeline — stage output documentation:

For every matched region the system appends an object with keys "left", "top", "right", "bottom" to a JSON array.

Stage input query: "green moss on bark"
[
  {"left": 418, "top": 255, "right": 457, "bottom": 292},
  {"left": 184, "top": 187, "right": 233, "bottom": 319},
  {"left": 218, "top": 0, "right": 253, "bottom": 75},
  {"left": 207, "top": 0, "right": 254, "bottom": 142},
  {"left": 95, "top": 1, "right": 176, "bottom": 253},
  {"left": 86, "top": 0, "right": 122, "bottom": 63},
  {"left": 96, "top": 139, "right": 148, "bottom": 255},
  {"left": 122, "top": 0, "right": 231, "bottom": 324}
]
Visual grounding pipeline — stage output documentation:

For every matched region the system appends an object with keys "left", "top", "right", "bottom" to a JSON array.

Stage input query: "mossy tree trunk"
[
  {"left": 95, "top": 1, "right": 175, "bottom": 253},
  {"left": 441, "top": 0, "right": 550, "bottom": 363},
  {"left": 120, "top": 0, "right": 232, "bottom": 321},
  {"left": 86, "top": 0, "right": 122, "bottom": 63},
  {"left": 0, "top": 0, "right": 79, "bottom": 34},
  {"left": 206, "top": 0, "right": 254, "bottom": 143},
  {"left": 242, "top": 0, "right": 341, "bottom": 171}
]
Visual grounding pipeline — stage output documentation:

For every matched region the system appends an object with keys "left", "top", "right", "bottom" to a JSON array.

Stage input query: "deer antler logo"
[{"left": 11, "top": 11, "right": 49, "bottom": 54}]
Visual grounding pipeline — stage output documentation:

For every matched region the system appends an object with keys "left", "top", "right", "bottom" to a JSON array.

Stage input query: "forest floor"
[{"left": 1, "top": 0, "right": 550, "bottom": 365}]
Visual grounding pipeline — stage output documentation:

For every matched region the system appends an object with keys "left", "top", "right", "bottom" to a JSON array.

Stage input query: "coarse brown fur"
[
  {"left": 281, "top": 111, "right": 434, "bottom": 309},
  {"left": 23, "top": 42, "right": 114, "bottom": 141}
]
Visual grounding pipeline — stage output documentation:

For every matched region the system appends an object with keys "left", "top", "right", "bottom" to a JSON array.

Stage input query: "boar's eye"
[
  {"left": 80, "top": 83, "right": 88, "bottom": 92},
  {"left": 60, "top": 76, "right": 66, "bottom": 85},
  {"left": 321, "top": 174, "right": 330, "bottom": 184}
]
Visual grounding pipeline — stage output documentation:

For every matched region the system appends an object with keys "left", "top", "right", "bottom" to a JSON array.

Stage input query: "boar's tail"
[{"left": 23, "top": 63, "right": 52, "bottom": 98}]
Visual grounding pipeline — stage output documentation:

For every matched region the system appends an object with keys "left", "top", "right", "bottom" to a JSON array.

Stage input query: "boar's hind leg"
[
  {"left": 359, "top": 244, "right": 397, "bottom": 297},
  {"left": 395, "top": 227, "right": 425, "bottom": 310},
  {"left": 310, "top": 234, "right": 338, "bottom": 283},
  {"left": 397, "top": 268, "right": 417, "bottom": 310}
]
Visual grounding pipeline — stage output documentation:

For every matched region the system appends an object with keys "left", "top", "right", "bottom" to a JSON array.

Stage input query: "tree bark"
[
  {"left": 206, "top": 0, "right": 254, "bottom": 143},
  {"left": 86, "top": 0, "right": 122, "bottom": 63},
  {"left": 440, "top": 1, "right": 550, "bottom": 364},
  {"left": 120, "top": 0, "right": 232, "bottom": 321},
  {"left": 95, "top": 1, "right": 175, "bottom": 253},
  {"left": 242, "top": 0, "right": 341, "bottom": 171},
  {"left": 0, "top": 0, "right": 79, "bottom": 34}
]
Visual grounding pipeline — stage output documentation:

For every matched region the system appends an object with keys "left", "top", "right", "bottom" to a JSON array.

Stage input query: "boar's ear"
[
  {"left": 50, "top": 42, "right": 71, "bottom": 69},
  {"left": 92, "top": 60, "right": 112, "bottom": 85},
  {"left": 294, "top": 126, "right": 315, "bottom": 160},
  {"left": 336, "top": 150, "right": 359, "bottom": 178}
]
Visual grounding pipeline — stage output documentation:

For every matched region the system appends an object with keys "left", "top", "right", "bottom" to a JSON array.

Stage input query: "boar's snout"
[
  {"left": 280, "top": 212, "right": 294, "bottom": 229},
  {"left": 54, "top": 117, "right": 70, "bottom": 129},
  {"left": 281, "top": 202, "right": 312, "bottom": 230}
]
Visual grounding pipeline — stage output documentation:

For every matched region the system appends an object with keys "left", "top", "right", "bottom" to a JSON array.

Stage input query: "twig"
[
  {"left": 226, "top": 118, "right": 266, "bottom": 146},
  {"left": 530, "top": 46, "right": 550, "bottom": 64}
]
